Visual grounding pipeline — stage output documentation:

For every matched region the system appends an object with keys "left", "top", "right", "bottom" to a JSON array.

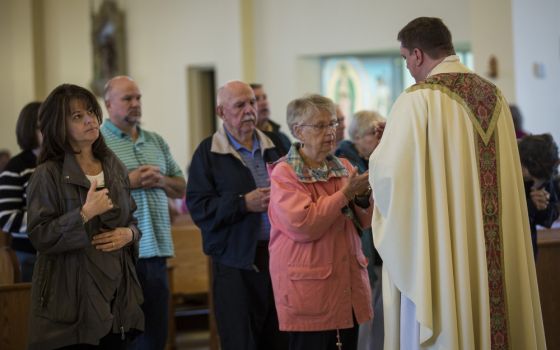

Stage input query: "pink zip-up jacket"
[{"left": 268, "top": 157, "right": 373, "bottom": 332}]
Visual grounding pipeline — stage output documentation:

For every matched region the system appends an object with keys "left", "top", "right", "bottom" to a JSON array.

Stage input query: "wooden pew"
[
  {"left": 0, "top": 232, "right": 20, "bottom": 284},
  {"left": 0, "top": 283, "right": 31, "bottom": 350},
  {"left": 168, "top": 214, "right": 219, "bottom": 350},
  {"left": 169, "top": 216, "right": 208, "bottom": 296}
]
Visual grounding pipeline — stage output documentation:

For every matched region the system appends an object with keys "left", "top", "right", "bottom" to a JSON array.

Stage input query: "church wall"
[
  {"left": 1, "top": 0, "right": 245, "bottom": 171},
  {"left": 72, "top": 0, "right": 244, "bottom": 171},
  {"left": 469, "top": 0, "right": 516, "bottom": 102},
  {"left": 513, "top": 0, "right": 560, "bottom": 144},
  {"left": 251, "top": 0, "right": 473, "bottom": 136},
  {"left": 112, "top": 0, "right": 245, "bottom": 171},
  {"left": 0, "top": 0, "right": 36, "bottom": 155},
  {"left": 0, "top": 0, "right": 558, "bottom": 169},
  {"left": 42, "top": 0, "right": 93, "bottom": 94}
]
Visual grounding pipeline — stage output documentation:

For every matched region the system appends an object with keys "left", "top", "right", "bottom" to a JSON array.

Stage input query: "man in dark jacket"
[
  {"left": 250, "top": 83, "right": 292, "bottom": 155},
  {"left": 518, "top": 133, "right": 559, "bottom": 258},
  {"left": 187, "top": 81, "right": 287, "bottom": 350}
]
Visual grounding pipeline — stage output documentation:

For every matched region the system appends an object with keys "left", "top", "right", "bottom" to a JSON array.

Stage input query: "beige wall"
[
  {"left": 252, "top": 0, "right": 472, "bottom": 132},
  {"left": 469, "top": 0, "right": 516, "bottom": 101},
  {"left": 35, "top": 0, "right": 245, "bottom": 171},
  {"left": 513, "top": 0, "right": 560, "bottom": 142},
  {"left": 0, "top": 0, "right": 36, "bottom": 153},
  {"left": 0, "top": 0, "right": 245, "bottom": 170},
  {"left": 0, "top": 0, "right": 558, "bottom": 170},
  {"left": 42, "top": 0, "right": 93, "bottom": 91},
  {"left": 115, "top": 0, "right": 245, "bottom": 170}
]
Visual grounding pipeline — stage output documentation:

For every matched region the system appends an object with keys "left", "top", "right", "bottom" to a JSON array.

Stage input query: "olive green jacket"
[{"left": 26, "top": 151, "right": 144, "bottom": 349}]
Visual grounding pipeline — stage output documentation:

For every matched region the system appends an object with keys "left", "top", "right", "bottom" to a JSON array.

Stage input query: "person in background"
[
  {"left": 102, "top": 76, "right": 186, "bottom": 350},
  {"left": 0, "top": 102, "right": 42, "bottom": 282},
  {"left": 335, "top": 105, "right": 347, "bottom": 144},
  {"left": 0, "top": 149, "right": 11, "bottom": 172},
  {"left": 335, "top": 110, "right": 385, "bottom": 350},
  {"left": 370, "top": 17, "right": 545, "bottom": 349},
  {"left": 187, "top": 80, "right": 287, "bottom": 350},
  {"left": 336, "top": 110, "right": 385, "bottom": 174},
  {"left": 27, "top": 84, "right": 143, "bottom": 349},
  {"left": 250, "top": 83, "right": 292, "bottom": 155},
  {"left": 509, "top": 104, "right": 529, "bottom": 139},
  {"left": 555, "top": 174, "right": 560, "bottom": 214},
  {"left": 518, "top": 133, "right": 559, "bottom": 258},
  {"left": 268, "top": 94, "right": 373, "bottom": 350}
]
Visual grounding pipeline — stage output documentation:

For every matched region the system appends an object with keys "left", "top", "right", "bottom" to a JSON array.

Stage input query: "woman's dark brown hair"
[
  {"left": 16, "top": 101, "right": 42, "bottom": 151},
  {"left": 38, "top": 84, "right": 109, "bottom": 164}
]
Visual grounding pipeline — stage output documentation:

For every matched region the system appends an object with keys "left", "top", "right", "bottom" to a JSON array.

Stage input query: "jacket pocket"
[
  {"left": 35, "top": 255, "right": 79, "bottom": 324},
  {"left": 355, "top": 254, "right": 369, "bottom": 268},
  {"left": 355, "top": 254, "right": 373, "bottom": 300},
  {"left": 201, "top": 229, "right": 227, "bottom": 256},
  {"left": 285, "top": 264, "right": 332, "bottom": 316}
]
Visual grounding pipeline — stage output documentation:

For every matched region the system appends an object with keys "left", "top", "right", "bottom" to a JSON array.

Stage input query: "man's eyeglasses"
[{"left": 299, "top": 121, "right": 339, "bottom": 132}]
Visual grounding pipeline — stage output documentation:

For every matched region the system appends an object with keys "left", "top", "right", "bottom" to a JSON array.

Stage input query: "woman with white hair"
[
  {"left": 268, "top": 94, "right": 373, "bottom": 350},
  {"left": 336, "top": 110, "right": 386, "bottom": 173},
  {"left": 335, "top": 110, "right": 385, "bottom": 350}
]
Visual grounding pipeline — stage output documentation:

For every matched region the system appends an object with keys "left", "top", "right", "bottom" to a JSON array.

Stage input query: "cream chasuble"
[{"left": 369, "top": 56, "right": 546, "bottom": 350}]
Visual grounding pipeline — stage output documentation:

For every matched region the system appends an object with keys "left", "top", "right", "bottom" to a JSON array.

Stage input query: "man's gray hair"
[
  {"left": 348, "top": 110, "right": 386, "bottom": 141},
  {"left": 103, "top": 75, "right": 135, "bottom": 101},
  {"left": 216, "top": 80, "right": 248, "bottom": 107}
]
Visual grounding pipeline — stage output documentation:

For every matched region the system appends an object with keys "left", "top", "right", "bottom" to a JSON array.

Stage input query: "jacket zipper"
[{"left": 39, "top": 259, "right": 52, "bottom": 307}]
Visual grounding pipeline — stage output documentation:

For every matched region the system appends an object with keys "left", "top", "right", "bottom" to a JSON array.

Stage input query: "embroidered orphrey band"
[
  {"left": 477, "top": 132, "right": 508, "bottom": 350},
  {"left": 412, "top": 73, "right": 509, "bottom": 349}
]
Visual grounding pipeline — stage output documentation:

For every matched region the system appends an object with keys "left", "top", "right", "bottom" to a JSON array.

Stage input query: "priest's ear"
[{"left": 412, "top": 48, "right": 424, "bottom": 66}]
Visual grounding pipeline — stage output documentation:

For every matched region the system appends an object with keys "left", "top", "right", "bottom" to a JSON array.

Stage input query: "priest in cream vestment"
[{"left": 369, "top": 17, "right": 546, "bottom": 350}]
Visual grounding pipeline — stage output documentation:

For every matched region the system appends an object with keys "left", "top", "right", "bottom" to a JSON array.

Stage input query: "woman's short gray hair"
[
  {"left": 348, "top": 110, "right": 386, "bottom": 141},
  {"left": 286, "top": 94, "right": 336, "bottom": 137}
]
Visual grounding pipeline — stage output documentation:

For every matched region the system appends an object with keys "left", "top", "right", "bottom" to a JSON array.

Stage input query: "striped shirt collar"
[{"left": 102, "top": 118, "right": 144, "bottom": 143}]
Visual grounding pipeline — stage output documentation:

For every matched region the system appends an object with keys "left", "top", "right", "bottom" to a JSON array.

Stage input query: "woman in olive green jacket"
[{"left": 27, "top": 84, "right": 144, "bottom": 349}]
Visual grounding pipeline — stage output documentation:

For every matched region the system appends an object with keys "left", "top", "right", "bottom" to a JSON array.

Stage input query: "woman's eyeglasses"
[{"left": 299, "top": 121, "right": 339, "bottom": 132}]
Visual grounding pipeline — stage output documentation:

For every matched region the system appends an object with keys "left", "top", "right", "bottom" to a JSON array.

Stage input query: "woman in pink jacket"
[{"left": 268, "top": 94, "right": 373, "bottom": 350}]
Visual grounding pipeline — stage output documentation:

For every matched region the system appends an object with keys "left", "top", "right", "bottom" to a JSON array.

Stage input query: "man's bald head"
[
  {"left": 216, "top": 80, "right": 257, "bottom": 143},
  {"left": 217, "top": 80, "right": 252, "bottom": 107},
  {"left": 103, "top": 76, "right": 136, "bottom": 102},
  {"left": 104, "top": 75, "right": 142, "bottom": 131}
]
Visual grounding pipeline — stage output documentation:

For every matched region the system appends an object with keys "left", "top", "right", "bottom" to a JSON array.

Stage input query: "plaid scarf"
[{"left": 282, "top": 142, "right": 348, "bottom": 183}]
